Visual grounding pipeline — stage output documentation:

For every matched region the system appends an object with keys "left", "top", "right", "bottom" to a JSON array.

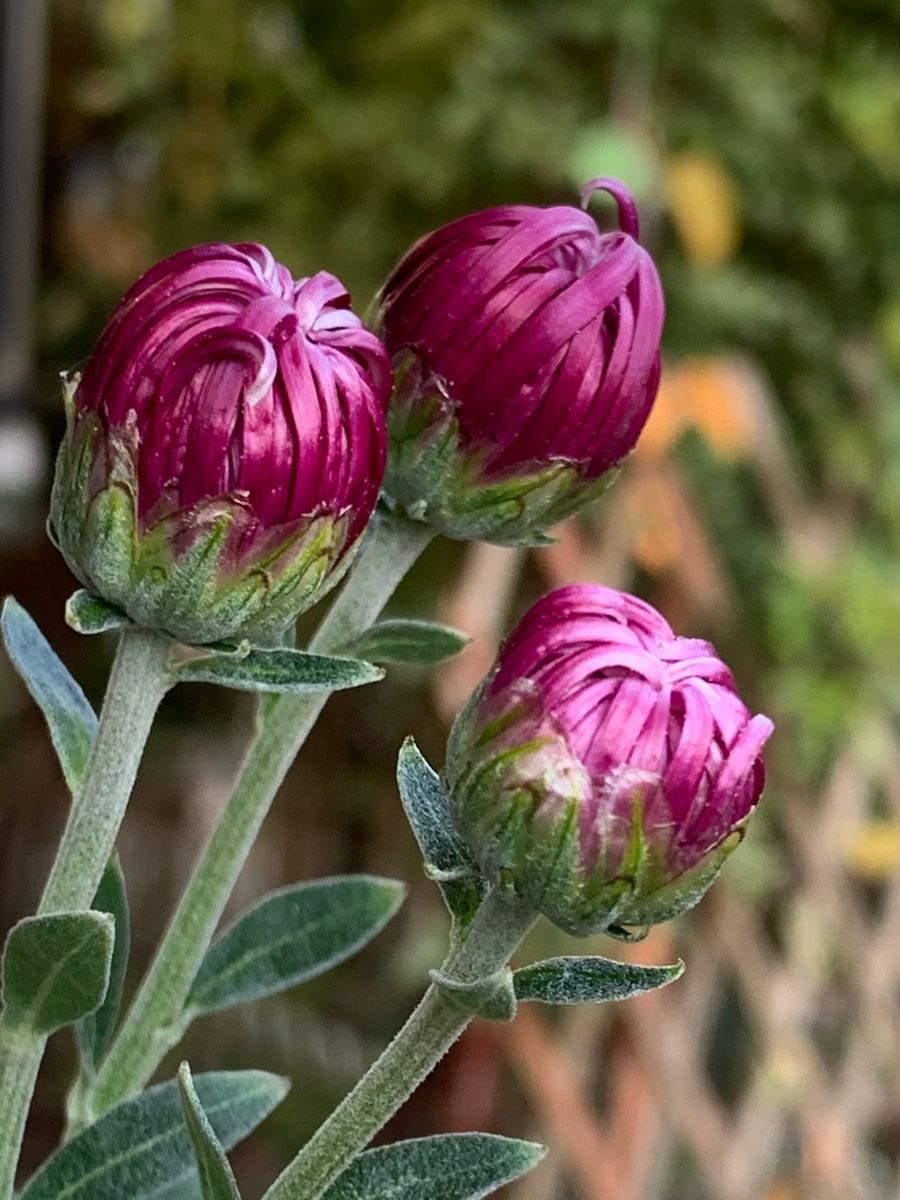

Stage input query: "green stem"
[
  {"left": 40, "top": 626, "right": 172, "bottom": 914},
  {"left": 89, "top": 513, "right": 432, "bottom": 1116},
  {"left": 262, "top": 886, "right": 536, "bottom": 1200},
  {"left": 0, "top": 1029, "right": 42, "bottom": 1200},
  {"left": 0, "top": 625, "right": 171, "bottom": 1200}
]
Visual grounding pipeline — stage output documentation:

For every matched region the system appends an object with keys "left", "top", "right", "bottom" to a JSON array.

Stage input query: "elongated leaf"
[
  {"left": 513, "top": 954, "right": 684, "bottom": 1005},
  {"left": 2, "top": 911, "right": 114, "bottom": 1036},
  {"left": 187, "top": 876, "right": 405, "bottom": 1016},
  {"left": 19, "top": 1070, "right": 288, "bottom": 1200},
  {"left": 344, "top": 619, "right": 469, "bottom": 665},
  {"left": 1, "top": 596, "right": 98, "bottom": 791},
  {"left": 320, "top": 1134, "right": 546, "bottom": 1200},
  {"left": 77, "top": 856, "right": 131, "bottom": 1072},
  {"left": 66, "top": 590, "right": 130, "bottom": 635},
  {"left": 176, "top": 648, "right": 383, "bottom": 694},
  {"left": 396, "top": 738, "right": 484, "bottom": 925},
  {"left": 178, "top": 1064, "right": 241, "bottom": 1200}
]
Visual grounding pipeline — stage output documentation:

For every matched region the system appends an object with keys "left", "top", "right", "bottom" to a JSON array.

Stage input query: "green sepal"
[
  {"left": 1, "top": 911, "right": 114, "bottom": 1037},
  {"left": 66, "top": 589, "right": 131, "bottom": 634},
  {"left": 513, "top": 954, "right": 684, "bottom": 1005},
  {"left": 611, "top": 829, "right": 744, "bottom": 927},
  {"left": 18, "top": 1070, "right": 288, "bottom": 1200},
  {"left": 1, "top": 596, "right": 98, "bottom": 792},
  {"left": 382, "top": 350, "right": 618, "bottom": 546},
  {"left": 186, "top": 876, "right": 405, "bottom": 1017},
  {"left": 77, "top": 856, "right": 131, "bottom": 1073},
  {"left": 175, "top": 647, "right": 384, "bottom": 693},
  {"left": 342, "top": 619, "right": 469, "bottom": 665},
  {"left": 396, "top": 738, "right": 485, "bottom": 926},
  {"left": 430, "top": 966, "right": 517, "bottom": 1022},
  {"left": 320, "top": 1133, "right": 546, "bottom": 1200},
  {"left": 177, "top": 1063, "right": 242, "bottom": 1200}
]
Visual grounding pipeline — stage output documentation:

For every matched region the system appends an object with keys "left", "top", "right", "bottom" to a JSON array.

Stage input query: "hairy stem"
[
  {"left": 89, "top": 514, "right": 432, "bottom": 1116},
  {"left": 262, "top": 886, "right": 536, "bottom": 1200},
  {"left": 0, "top": 625, "right": 171, "bottom": 1199}
]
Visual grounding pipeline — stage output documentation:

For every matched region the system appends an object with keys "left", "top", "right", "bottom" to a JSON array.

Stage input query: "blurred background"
[{"left": 2, "top": 0, "right": 900, "bottom": 1196}]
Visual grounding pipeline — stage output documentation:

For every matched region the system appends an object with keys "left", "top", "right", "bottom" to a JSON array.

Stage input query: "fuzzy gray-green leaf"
[
  {"left": 513, "top": 954, "right": 684, "bottom": 1005},
  {"left": 18, "top": 1070, "right": 288, "bottom": 1200},
  {"left": 396, "top": 738, "right": 484, "bottom": 925},
  {"left": 178, "top": 1063, "right": 241, "bottom": 1200},
  {"left": 187, "top": 876, "right": 404, "bottom": 1017},
  {"left": 176, "top": 647, "right": 383, "bottom": 694},
  {"left": 1, "top": 596, "right": 98, "bottom": 791},
  {"left": 77, "top": 856, "right": 131, "bottom": 1072},
  {"left": 1, "top": 911, "right": 114, "bottom": 1036},
  {"left": 65, "top": 590, "right": 131, "bottom": 635},
  {"left": 344, "top": 619, "right": 469, "bottom": 665},
  {"left": 321, "top": 1134, "right": 546, "bottom": 1200}
]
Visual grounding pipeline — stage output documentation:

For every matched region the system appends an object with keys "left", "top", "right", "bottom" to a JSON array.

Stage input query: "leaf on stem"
[
  {"left": 513, "top": 954, "right": 684, "bottom": 1005},
  {"left": 396, "top": 738, "right": 484, "bottom": 925},
  {"left": 186, "top": 876, "right": 405, "bottom": 1017},
  {"left": 341, "top": 619, "right": 469, "bottom": 665},
  {"left": 178, "top": 1063, "right": 241, "bottom": 1200},
  {"left": 1, "top": 596, "right": 98, "bottom": 791},
  {"left": 77, "top": 856, "right": 131, "bottom": 1073},
  {"left": 66, "top": 590, "right": 131, "bottom": 635},
  {"left": 175, "top": 647, "right": 383, "bottom": 693},
  {"left": 320, "top": 1134, "right": 546, "bottom": 1200},
  {"left": 18, "top": 1070, "right": 288, "bottom": 1200},
  {"left": 1, "top": 911, "right": 114, "bottom": 1037}
]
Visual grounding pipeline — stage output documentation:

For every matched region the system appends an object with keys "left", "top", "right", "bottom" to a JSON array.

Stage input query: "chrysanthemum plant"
[{"left": 0, "top": 181, "right": 771, "bottom": 1200}]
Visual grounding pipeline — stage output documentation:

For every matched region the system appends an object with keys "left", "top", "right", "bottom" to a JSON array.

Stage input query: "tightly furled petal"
[
  {"left": 52, "top": 243, "right": 390, "bottom": 645},
  {"left": 446, "top": 584, "right": 773, "bottom": 935},
  {"left": 376, "top": 180, "right": 664, "bottom": 544}
]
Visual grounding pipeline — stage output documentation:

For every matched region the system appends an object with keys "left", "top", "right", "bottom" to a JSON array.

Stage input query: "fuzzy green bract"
[{"left": 1, "top": 911, "right": 114, "bottom": 1037}]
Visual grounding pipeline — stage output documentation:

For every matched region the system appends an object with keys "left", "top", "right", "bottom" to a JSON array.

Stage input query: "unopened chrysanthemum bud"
[
  {"left": 375, "top": 179, "right": 664, "bottom": 545},
  {"left": 51, "top": 244, "right": 390, "bottom": 645},
  {"left": 446, "top": 585, "right": 773, "bottom": 935}
]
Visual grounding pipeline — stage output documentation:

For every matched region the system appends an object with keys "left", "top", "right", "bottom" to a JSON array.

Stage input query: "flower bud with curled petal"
[
  {"left": 446, "top": 585, "right": 773, "bottom": 935},
  {"left": 375, "top": 179, "right": 664, "bottom": 545},
  {"left": 51, "top": 244, "right": 390, "bottom": 645}
]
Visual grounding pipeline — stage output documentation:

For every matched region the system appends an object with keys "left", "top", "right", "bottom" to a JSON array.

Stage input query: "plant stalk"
[
  {"left": 262, "top": 885, "right": 536, "bottom": 1200},
  {"left": 0, "top": 624, "right": 172, "bottom": 1200},
  {"left": 89, "top": 513, "right": 432, "bottom": 1116}
]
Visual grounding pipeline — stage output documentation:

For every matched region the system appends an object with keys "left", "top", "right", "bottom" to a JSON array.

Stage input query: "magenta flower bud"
[
  {"left": 51, "top": 243, "right": 390, "bottom": 645},
  {"left": 446, "top": 585, "right": 773, "bottom": 935},
  {"left": 375, "top": 179, "right": 664, "bottom": 545}
]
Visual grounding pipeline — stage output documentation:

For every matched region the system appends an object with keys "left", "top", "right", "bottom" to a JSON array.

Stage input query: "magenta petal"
[{"left": 74, "top": 241, "right": 390, "bottom": 559}]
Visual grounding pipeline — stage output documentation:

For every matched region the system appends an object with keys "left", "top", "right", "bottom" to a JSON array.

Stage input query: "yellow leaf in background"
[
  {"left": 666, "top": 152, "right": 741, "bottom": 266},
  {"left": 845, "top": 820, "right": 900, "bottom": 881},
  {"left": 638, "top": 357, "right": 755, "bottom": 463},
  {"left": 764, "top": 1184, "right": 802, "bottom": 1200}
]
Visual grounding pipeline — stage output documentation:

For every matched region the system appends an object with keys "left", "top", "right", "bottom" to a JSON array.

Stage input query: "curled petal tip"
[{"left": 580, "top": 177, "right": 642, "bottom": 240}]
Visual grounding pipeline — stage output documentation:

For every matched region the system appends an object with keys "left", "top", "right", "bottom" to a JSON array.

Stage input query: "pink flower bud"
[
  {"left": 376, "top": 180, "right": 664, "bottom": 544},
  {"left": 446, "top": 585, "right": 773, "bottom": 935},
  {"left": 51, "top": 244, "right": 390, "bottom": 644}
]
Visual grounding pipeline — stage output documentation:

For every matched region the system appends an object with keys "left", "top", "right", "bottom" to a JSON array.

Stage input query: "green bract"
[
  {"left": 382, "top": 353, "right": 615, "bottom": 547},
  {"left": 50, "top": 387, "right": 354, "bottom": 647}
]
